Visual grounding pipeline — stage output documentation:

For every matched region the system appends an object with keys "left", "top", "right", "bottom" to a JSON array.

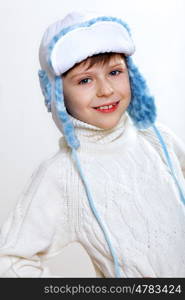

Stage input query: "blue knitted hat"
[{"left": 38, "top": 10, "right": 185, "bottom": 278}]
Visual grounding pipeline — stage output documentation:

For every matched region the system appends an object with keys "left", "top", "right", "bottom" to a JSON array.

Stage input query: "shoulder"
[
  {"left": 33, "top": 141, "right": 70, "bottom": 179},
  {"left": 138, "top": 122, "right": 185, "bottom": 166},
  {"left": 21, "top": 148, "right": 70, "bottom": 202},
  {"left": 27, "top": 151, "right": 61, "bottom": 188},
  {"left": 137, "top": 121, "right": 178, "bottom": 148},
  {"left": 144, "top": 121, "right": 185, "bottom": 150}
]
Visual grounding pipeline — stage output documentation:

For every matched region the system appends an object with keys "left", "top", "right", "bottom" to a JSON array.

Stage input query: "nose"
[{"left": 96, "top": 78, "right": 114, "bottom": 97}]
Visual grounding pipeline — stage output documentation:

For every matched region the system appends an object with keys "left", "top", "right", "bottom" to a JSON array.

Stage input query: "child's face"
[{"left": 62, "top": 54, "right": 131, "bottom": 129}]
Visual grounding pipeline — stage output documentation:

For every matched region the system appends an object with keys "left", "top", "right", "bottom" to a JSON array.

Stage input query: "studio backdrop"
[{"left": 0, "top": 0, "right": 184, "bottom": 277}]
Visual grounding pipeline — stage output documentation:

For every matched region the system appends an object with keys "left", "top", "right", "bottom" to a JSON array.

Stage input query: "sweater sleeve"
[{"left": 0, "top": 159, "right": 70, "bottom": 277}]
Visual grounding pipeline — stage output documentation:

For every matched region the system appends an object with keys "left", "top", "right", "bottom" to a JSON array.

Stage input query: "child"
[{"left": 0, "top": 10, "right": 185, "bottom": 278}]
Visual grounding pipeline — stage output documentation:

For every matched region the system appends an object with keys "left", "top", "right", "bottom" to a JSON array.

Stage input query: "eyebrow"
[{"left": 69, "top": 63, "right": 126, "bottom": 80}]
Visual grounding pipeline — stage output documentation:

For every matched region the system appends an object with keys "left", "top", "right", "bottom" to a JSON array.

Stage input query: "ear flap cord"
[
  {"left": 71, "top": 148, "right": 122, "bottom": 278},
  {"left": 152, "top": 124, "right": 185, "bottom": 206}
]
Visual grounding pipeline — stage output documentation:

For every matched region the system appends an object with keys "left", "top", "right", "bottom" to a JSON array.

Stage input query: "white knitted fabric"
[{"left": 0, "top": 112, "right": 185, "bottom": 278}]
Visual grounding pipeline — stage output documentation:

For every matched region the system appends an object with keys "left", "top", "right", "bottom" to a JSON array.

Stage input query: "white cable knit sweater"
[{"left": 1, "top": 112, "right": 185, "bottom": 278}]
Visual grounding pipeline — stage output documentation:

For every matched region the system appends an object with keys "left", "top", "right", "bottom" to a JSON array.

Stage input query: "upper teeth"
[{"left": 97, "top": 104, "right": 115, "bottom": 109}]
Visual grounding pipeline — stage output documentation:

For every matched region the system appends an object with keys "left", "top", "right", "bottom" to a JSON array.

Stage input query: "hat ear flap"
[
  {"left": 54, "top": 76, "right": 80, "bottom": 150},
  {"left": 125, "top": 56, "right": 157, "bottom": 129},
  {"left": 38, "top": 70, "right": 52, "bottom": 112}
]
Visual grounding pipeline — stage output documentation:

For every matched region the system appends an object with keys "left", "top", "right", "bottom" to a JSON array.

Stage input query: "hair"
[{"left": 62, "top": 52, "right": 126, "bottom": 77}]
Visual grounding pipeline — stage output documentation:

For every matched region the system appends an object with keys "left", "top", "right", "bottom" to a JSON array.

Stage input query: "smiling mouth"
[
  {"left": 93, "top": 101, "right": 120, "bottom": 113},
  {"left": 93, "top": 101, "right": 120, "bottom": 109}
]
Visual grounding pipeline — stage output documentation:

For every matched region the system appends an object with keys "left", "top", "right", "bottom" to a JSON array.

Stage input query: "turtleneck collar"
[{"left": 68, "top": 112, "right": 130, "bottom": 144}]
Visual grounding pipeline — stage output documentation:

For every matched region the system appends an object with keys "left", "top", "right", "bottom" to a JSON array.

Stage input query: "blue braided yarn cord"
[
  {"left": 71, "top": 148, "right": 122, "bottom": 278},
  {"left": 152, "top": 124, "right": 185, "bottom": 206}
]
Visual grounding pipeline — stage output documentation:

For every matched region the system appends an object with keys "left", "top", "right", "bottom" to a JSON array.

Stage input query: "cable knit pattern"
[{"left": 1, "top": 112, "right": 185, "bottom": 277}]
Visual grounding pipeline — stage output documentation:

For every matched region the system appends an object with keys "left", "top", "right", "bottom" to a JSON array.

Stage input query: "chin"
[{"left": 96, "top": 119, "right": 120, "bottom": 130}]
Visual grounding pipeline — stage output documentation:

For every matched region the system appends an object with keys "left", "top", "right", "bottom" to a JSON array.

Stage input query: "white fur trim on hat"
[
  {"left": 50, "top": 20, "right": 135, "bottom": 75},
  {"left": 39, "top": 11, "right": 135, "bottom": 76}
]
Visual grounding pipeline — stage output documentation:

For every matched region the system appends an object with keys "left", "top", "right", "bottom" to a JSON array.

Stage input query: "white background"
[{"left": 0, "top": 0, "right": 185, "bottom": 277}]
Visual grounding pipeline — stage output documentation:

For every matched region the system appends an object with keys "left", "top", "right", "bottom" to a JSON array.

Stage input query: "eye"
[
  {"left": 79, "top": 78, "right": 92, "bottom": 85},
  {"left": 110, "top": 70, "right": 122, "bottom": 76}
]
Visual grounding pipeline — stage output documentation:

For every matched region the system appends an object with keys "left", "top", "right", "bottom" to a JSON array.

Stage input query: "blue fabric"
[
  {"left": 126, "top": 56, "right": 157, "bottom": 129},
  {"left": 54, "top": 76, "right": 80, "bottom": 149},
  {"left": 38, "top": 70, "right": 52, "bottom": 112}
]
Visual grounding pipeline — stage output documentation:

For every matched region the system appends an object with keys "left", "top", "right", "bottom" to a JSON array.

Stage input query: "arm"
[{"left": 0, "top": 160, "right": 71, "bottom": 277}]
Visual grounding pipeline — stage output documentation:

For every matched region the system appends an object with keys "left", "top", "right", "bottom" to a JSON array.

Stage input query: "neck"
[
  {"left": 59, "top": 112, "right": 137, "bottom": 153},
  {"left": 69, "top": 113, "right": 130, "bottom": 144}
]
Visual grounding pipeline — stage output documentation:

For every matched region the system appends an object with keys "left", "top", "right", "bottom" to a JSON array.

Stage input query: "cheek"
[
  {"left": 126, "top": 83, "right": 131, "bottom": 99},
  {"left": 117, "top": 80, "right": 131, "bottom": 98},
  {"left": 67, "top": 86, "right": 93, "bottom": 105},
  {"left": 64, "top": 89, "right": 87, "bottom": 113}
]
